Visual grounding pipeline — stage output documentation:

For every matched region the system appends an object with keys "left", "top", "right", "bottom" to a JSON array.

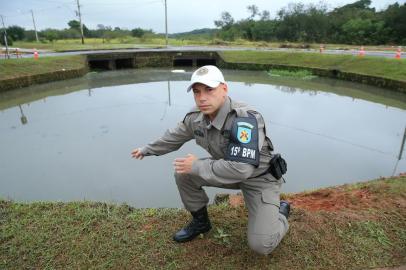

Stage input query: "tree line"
[
  {"left": 2, "top": 0, "right": 405, "bottom": 46},
  {"left": 1, "top": 20, "right": 155, "bottom": 45},
  {"left": 214, "top": 0, "right": 405, "bottom": 45}
]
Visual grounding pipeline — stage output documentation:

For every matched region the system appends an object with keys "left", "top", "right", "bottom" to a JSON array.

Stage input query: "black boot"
[
  {"left": 173, "top": 206, "right": 212, "bottom": 243},
  {"left": 279, "top": 200, "right": 291, "bottom": 219}
]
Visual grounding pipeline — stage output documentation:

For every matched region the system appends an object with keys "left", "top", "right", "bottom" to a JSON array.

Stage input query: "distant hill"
[{"left": 169, "top": 28, "right": 218, "bottom": 39}]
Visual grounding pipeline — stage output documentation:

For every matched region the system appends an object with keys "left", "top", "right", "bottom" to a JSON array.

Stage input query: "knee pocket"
[
  {"left": 261, "top": 188, "right": 280, "bottom": 207},
  {"left": 248, "top": 233, "right": 280, "bottom": 255}
]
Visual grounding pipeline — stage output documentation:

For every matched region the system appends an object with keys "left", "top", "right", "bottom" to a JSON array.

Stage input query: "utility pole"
[
  {"left": 76, "top": 0, "right": 85, "bottom": 44},
  {"left": 0, "top": 15, "right": 10, "bottom": 59},
  {"left": 30, "top": 10, "right": 39, "bottom": 42},
  {"left": 164, "top": 0, "right": 168, "bottom": 47}
]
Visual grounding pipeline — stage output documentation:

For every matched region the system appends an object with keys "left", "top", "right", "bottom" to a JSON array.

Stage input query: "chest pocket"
[
  {"left": 194, "top": 129, "right": 208, "bottom": 150},
  {"left": 219, "top": 130, "right": 231, "bottom": 155}
]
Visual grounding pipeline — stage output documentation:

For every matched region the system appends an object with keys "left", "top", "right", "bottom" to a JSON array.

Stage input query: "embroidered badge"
[
  {"left": 237, "top": 122, "right": 253, "bottom": 144},
  {"left": 225, "top": 113, "right": 260, "bottom": 167},
  {"left": 196, "top": 67, "right": 208, "bottom": 75}
]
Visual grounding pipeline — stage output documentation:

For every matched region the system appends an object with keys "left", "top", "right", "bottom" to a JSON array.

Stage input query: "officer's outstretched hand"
[
  {"left": 174, "top": 154, "right": 197, "bottom": 174},
  {"left": 131, "top": 148, "right": 144, "bottom": 160}
]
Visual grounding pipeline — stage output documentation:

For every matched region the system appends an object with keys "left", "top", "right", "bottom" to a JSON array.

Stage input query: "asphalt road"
[{"left": 1, "top": 45, "right": 405, "bottom": 59}]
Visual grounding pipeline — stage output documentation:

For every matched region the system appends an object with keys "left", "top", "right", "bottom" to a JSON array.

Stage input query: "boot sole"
[{"left": 173, "top": 227, "right": 212, "bottom": 243}]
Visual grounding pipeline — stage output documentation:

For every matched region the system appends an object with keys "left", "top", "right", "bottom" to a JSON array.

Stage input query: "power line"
[{"left": 2, "top": 5, "right": 73, "bottom": 18}]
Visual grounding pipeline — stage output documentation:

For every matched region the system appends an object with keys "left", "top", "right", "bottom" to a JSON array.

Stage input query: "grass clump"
[{"left": 267, "top": 68, "right": 317, "bottom": 79}]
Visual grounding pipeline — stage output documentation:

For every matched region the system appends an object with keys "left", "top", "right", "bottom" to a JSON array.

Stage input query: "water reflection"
[
  {"left": 392, "top": 127, "right": 406, "bottom": 175},
  {"left": 18, "top": 105, "right": 28, "bottom": 125},
  {"left": 0, "top": 68, "right": 405, "bottom": 208}
]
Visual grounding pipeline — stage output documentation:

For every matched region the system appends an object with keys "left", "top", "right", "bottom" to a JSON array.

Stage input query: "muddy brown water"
[{"left": 1, "top": 68, "right": 405, "bottom": 208}]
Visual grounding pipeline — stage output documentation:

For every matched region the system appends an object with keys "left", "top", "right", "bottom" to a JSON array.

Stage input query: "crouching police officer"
[{"left": 131, "top": 65, "right": 290, "bottom": 255}]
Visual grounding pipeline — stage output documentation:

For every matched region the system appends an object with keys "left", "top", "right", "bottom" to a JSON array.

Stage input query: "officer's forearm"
[
  {"left": 140, "top": 139, "right": 183, "bottom": 156},
  {"left": 141, "top": 123, "right": 193, "bottom": 156},
  {"left": 190, "top": 158, "right": 255, "bottom": 181}
]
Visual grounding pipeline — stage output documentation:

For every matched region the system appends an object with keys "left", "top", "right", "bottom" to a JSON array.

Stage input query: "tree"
[
  {"left": 247, "top": 5, "right": 259, "bottom": 20},
  {"left": 275, "top": 2, "right": 329, "bottom": 42},
  {"left": 41, "top": 28, "right": 59, "bottom": 42},
  {"left": 7, "top": 25, "right": 25, "bottom": 41},
  {"left": 67, "top": 20, "right": 90, "bottom": 36},
  {"left": 0, "top": 32, "right": 13, "bottom": 46},
  {"left": 97, "top": 24, "right": 112, "bottom": 31},
  {"left": 252, "top": 20, "right": 277, "bottom": 41},
  {"left": 68, "top": 20, "right": 81, "bottom": 30},
  {"left": 260, "top": 10, "right": 271, "bottom": 21},
  {"left": 131, "top": 28, "right": 145, "bottom": 38},
  {"left": 214, "top": 12, "right": 234, "bottom": 29},
  {"left": 24, "top": 30, "right": 37, "bottom": 42},
  {"left": 380, "top": 3, "right": 406, "bottom": 44},
  {"left": 340, "top": 0, "right": 373, "bottom": 10},
  {"left": 327, "top": 0, "right": 375, "bottom": 43}
]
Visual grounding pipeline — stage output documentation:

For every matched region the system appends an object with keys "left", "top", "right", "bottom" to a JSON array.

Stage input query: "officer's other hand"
[
  {"left": 131, "top": 148, "right": 144, "bottom": 160},
  {"left": 174, "top": 154, "right": 197, "bottom": 174}
]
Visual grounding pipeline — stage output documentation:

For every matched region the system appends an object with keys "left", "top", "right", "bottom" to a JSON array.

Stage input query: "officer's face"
[{"left": 192, "top": 83, "right": 228, "bottom": 120}]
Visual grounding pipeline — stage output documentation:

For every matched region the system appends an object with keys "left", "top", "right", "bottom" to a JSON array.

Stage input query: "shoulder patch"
[{"left": 224, "top": 113, "right": 259, "bottom": 166}]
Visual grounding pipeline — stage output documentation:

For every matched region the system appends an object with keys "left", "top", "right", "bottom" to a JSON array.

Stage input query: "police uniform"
[{"left": 140, "top": 96, "right": 289, "bottom": 255}]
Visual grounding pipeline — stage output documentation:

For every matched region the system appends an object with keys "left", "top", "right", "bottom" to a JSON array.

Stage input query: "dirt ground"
[{"left": 226, "top": 173, "right": 406, "bottom": 213}]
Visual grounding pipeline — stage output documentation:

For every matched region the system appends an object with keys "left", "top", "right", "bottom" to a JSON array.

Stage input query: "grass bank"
[
  {"left": 220, "top": 51, "right": 406, "bottom": 83},
  {"left": 10, "top": 38, "right": 402, "bottom": 52},
  {"left": 0, "top": 55, "right": 87, "bottom": 92},
  {"left": 0, "top": 55, "right": 86, "bottom": 80},
  {"left": 1, "top": 176, "right": 405, "bottom": 269},
  {"left": 13, "top": 38, "right": 166, "bottom": 52},
  {"left": 1, "top": 50, "right": 405, "bottom": 92}
]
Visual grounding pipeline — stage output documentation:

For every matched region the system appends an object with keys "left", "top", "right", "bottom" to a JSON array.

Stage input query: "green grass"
[
  {"left": 220, "top": 51, "right": 406, "bottom": 82},
  {"left": 14, "top": 38, "right": 166, "bottom": 51},
  {"left": 0, "top": 55, "right": 86, "bottom": 80},
  {"left": 1, "top": 176, "right": 405, "bottom": 269},
  {"left": 12, "top": 37, "right": 210, "bottom": 51},
  {"left": 268, "top": 68, "right": 317, "bottom": 79},
  {"left": 10, "top": 38, "right": 402, "bottom": 52}
]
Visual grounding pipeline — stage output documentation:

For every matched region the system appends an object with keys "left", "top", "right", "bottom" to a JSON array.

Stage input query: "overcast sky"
[{"left": 1, "top": 0, "right": 403, "bottom": 34}]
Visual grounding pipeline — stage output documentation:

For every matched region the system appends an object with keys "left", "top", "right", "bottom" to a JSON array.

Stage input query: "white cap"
[{"left": 187, "top": 65, "right": 225, "bottom": 92}]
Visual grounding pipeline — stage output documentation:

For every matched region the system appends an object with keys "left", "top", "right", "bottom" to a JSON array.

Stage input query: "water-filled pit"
[{"left": 1, "top": 68, "right": 405, "bottom": 208}]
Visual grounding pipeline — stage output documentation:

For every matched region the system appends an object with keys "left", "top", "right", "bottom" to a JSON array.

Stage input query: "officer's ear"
[{"left": 221, "top": 83, "right": 228, "bottom": 95}]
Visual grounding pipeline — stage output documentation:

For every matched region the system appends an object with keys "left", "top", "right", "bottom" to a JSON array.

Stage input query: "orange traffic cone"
[
  {"left": 358, "top": 46, "right": 365, "bottom": 57},
  {"left": 395, "top": 47, "right": 401, "bottom": 59},
  {"left": 33, "top": 49, "right": 39, "bottom": 59}
]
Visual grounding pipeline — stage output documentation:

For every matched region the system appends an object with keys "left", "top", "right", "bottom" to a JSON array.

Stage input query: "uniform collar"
[{"left": 193, "top": 97, "right": 231, "bottom": 130}]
